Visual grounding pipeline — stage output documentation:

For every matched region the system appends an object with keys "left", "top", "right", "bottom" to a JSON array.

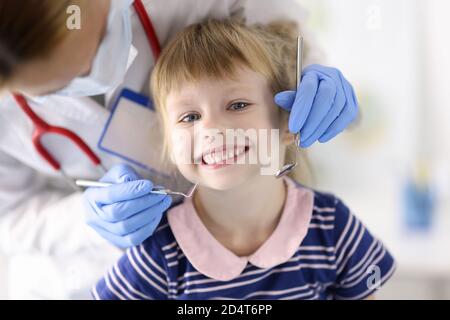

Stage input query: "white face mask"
[{"left": 54, "top": 0, "right": 135, "bottom": 97}]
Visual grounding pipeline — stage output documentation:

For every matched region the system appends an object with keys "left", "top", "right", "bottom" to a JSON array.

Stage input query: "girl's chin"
[
  {"left": 197, "top": 167, "right": 260, "bottom": 191},
  {"left": 177, "top": 163, "right": 263, "bottom": 190}
]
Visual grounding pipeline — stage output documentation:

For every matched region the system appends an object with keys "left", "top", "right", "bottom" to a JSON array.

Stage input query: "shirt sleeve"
[
  {"left": 332, "top": 197, "right": 396, "bottom": 300},
  {"left": 92, "top": 239, "right": 169, "bottom": 300}
]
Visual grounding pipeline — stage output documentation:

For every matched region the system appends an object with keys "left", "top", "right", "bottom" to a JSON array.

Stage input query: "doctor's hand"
[
  {"left": 274, "top": 64, "right": 359, "bottom": 148},
  {"left": 83, "top": 164, "right": 172, "bottom": 249}
]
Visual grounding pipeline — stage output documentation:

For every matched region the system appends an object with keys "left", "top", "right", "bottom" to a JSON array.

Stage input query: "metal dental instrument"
[
  {"left": 275, "top": 36, "right": 303, "bottom": 179},
  {"left": 75, "top": 179, "right": 198, "bottom": 198}
]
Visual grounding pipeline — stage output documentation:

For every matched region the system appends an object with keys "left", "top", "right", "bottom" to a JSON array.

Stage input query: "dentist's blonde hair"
[{"left": 151, "top": 19, "right": 314, "bottom": 186}]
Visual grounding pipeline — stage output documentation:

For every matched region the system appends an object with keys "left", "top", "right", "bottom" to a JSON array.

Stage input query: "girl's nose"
[
  {"left": 195, "top": 110, "right": 234, "bottom": 145},
  {"left": 197, "top": 116, "right": 225, "bottom": 136},
  {"left": 194, "top": 120, "right": 225, "bottom": 145},
  {"left": 199, "top": 115, "right": 220, "bottom": 130},
  {"left": 202, "top": 128, "right": 224, "bottom": 144}
]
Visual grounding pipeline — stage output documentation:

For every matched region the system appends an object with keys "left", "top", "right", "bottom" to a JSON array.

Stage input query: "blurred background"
[{"left": 300, "top": 0, "right": 450, "bottom": 299}]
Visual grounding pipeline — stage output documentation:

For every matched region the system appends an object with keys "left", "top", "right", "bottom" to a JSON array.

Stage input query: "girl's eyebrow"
[
  {"left": 167, "top": 98, "right": 196, "bottom": 109},
  {"left": 167, "top": 83, "right": 255, "bottom": 109},
  {"left": 222, "top": 84, "right": 253, "bottom": 94}
]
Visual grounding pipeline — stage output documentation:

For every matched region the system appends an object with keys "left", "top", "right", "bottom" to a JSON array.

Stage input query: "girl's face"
[{"left": 165, "top": 66, "right": 289, "bottom": 190}]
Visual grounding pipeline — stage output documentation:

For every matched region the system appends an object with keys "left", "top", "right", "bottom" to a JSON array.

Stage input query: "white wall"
[{"left": 297, "top": 0, "right": 450, "bottom": 299}]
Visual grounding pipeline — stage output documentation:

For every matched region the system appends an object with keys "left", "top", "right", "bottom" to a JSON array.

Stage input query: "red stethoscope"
[{"left": 12, "top": 0, "right": 160, "bottom": 184}]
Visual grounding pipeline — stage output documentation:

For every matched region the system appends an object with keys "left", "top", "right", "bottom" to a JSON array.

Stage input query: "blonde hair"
[{"left": 151, "top": 19, "right": 315, "bottom": 186}]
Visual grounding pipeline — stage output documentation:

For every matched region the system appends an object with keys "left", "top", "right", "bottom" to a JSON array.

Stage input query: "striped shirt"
[{"left": 93, "top": 177, "right": 395, "bottom": 300}]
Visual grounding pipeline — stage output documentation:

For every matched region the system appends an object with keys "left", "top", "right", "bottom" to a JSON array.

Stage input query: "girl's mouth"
[{"left": 201, "top": 145, "right": 250, "bottom": 170}]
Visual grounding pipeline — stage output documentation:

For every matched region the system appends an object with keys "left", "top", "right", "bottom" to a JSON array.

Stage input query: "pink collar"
[{"left": 167, "top": 177, "right": 314, "bottom": 281}]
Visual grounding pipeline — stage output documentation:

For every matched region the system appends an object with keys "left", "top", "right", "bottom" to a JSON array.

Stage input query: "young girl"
[{"left": 93, "top": 19, "right": 395, "bottom": 300}]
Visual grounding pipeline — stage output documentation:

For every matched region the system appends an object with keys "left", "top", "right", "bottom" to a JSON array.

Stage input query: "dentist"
[{"left": 0, "top": 0, "right": 358, "bottom": 298}]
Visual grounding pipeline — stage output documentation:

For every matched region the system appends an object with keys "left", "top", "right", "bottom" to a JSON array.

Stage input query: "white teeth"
[
  {"left": 202, "top": 147, "right": 247, "bottom": 165},
  {"left": 204, "top": 154, "right": 214, "bottom": 164},
  {"left": 214, "top": 152, "right": 222, "bottom": 163}
]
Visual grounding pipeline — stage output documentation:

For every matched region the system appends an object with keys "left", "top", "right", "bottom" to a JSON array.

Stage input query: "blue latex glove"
[
  {"left": 274, "top": 64, "right": 359, "bottom": 148},
  {"left": 83, "top": 164, "right": 172, "bottom": 248}
]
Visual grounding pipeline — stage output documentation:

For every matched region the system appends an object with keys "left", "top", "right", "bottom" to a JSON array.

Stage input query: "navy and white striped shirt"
[{"left": 93, "top": 177, "right": 395, "bottom": 300}]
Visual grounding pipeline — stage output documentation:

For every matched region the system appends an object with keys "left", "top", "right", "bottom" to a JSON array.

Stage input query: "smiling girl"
[{"left": 93, "top": 19, "right": 395, "bottom": 300}]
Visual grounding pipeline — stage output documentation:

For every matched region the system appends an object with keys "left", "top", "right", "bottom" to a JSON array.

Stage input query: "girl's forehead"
[{"left": 166, "top": 68, "right": 270, "bottom": 104}]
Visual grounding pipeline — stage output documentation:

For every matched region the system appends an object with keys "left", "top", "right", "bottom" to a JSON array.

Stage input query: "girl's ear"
[
  {"left": 279, "top": 110, "right": 295, "bottom": 146},
  {"left": 282, "top": 128, "right": 295, "bottom": 146}
]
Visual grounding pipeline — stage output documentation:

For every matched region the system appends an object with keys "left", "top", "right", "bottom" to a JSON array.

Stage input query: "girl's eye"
[
  {"left": 228, "top": 102, "right": 250, "bottom": 111},
  {"left": 179, "top": 113, "right": 201, "bottom": 123}
]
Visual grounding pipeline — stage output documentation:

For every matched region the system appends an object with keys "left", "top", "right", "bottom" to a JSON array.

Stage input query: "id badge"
[{"left": 98, "top": 88, "right": 170, "bottom": 179}]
